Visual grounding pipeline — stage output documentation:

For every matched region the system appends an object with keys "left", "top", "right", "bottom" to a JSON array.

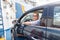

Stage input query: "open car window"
[
  {"left": 21, "top": 13, "right": 33, "bottom": 23},
  {"left": 20, "top": 9, "right": 44, "bottom": 26}
]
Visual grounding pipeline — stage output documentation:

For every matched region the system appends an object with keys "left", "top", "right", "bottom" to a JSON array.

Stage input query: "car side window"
[
  {"left": 21, "top": 10, "right": 43, "bottom": 26},
  {"left": 53, "top": 6, "right": 60, "bottom": 28}
]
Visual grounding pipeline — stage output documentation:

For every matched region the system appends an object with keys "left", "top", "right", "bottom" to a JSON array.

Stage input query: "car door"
[{"left": 16, "top": 7, "right": 48, "bottom": 40}]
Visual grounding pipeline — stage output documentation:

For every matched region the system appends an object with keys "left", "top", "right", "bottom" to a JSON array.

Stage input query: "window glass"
[{"left": 53, "top": 6, "right": 60, "bottom": 26}]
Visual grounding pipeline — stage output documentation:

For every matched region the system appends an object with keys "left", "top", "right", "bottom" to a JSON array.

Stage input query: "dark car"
[{"left": 14, "top": 1, "right": 60, "bottom": 40}]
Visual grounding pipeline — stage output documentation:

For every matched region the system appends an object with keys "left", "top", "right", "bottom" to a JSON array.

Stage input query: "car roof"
[{"left": 24, "top": 1, "right": 60, "bottom": 13}]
